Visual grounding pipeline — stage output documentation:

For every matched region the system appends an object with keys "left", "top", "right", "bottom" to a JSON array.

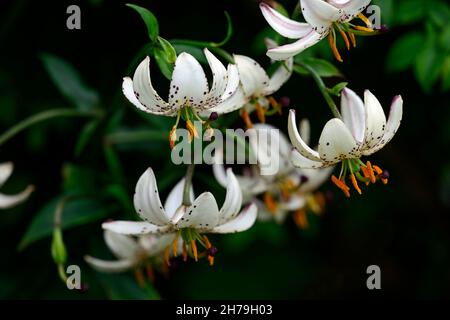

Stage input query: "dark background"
[{"left": 0, "top": 0, "right": 449, "bottom": 299}]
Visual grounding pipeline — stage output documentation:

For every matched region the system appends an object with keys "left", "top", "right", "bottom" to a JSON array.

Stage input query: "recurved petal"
[
  {"left": 0, "top": 185, "right": 34, "bottom": 209},
  {"left": 260, "top": 2, "right": 313, "bottom": 39},
  {"left": 341, "top": 88, "right": 365, "bottom": 143},
  {"left": 175, "top": 192, "right": 220, "bottom": 230},
  {"left": 218, "top": 169, "right": 243, "bottom": 224},
  {"left": 169, "top": 52, "right": 209, "bottom": 109},
  {"left": 131, "top": 57, "right": 171, "bottom": 115},
  {"left": 133, "top": 168, "right": 169, "bottom": 226},
  {"left": 138, "top": 233, "right": 177, "bottom": 256},
  {"left": 328, "top": 0, "right": 371, "bottom": 22},
  {"left": 363, "top": 95, "right": 403, "bottom": 156},
  {"left": 318, "top": 118, "right": 359, "bottom": 162},
  {"left": 291, "top": 149, "right": 326, "bottom": 169},
  {"left": 261, "top": 57, "right": 293, "bottom": 96},
  {"left": 102, "top": 221, "right": 170, "bottom": 235},
  {"left": 0, "top": 162, "right": 13, "bottom": 187},
  {"left": 288, "top": 110, "right": 321, "bottom": 161},
  {"left": 299, "top": 166, "right": 334, "bottom": 193},
  {"left": 234, "top": 55, "right": 270, "bottom": 97},
  {"left": 266, "top": 29, "right": 323, "bottom": 60},
  {"left": 211, "top": 203, "right": 257, "bottom": 234},
  {"left": 84, "top": 256, "right": 136, "bottom": 273},
  {"left": 204, "top": 48, "right": 228, "bottom": 102},
  {"left": 363, "top": 90, "right": 387, "bottom": 150},
  {"left": 164, "top": 178, "right": 194, "bottom": 221},
  {"left": 104, "top": 230, "right": 140, "bottom": 260},
  {"left": 301, "top": 0, "right": 342, "bottom": 32}
]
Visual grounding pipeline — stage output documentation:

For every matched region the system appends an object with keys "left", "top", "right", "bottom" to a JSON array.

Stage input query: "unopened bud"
[{"left": 51, "top": 229, "right": 67, "bottom": 264}]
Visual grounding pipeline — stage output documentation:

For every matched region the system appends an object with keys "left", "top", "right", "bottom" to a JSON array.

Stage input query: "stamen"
[
  {"left": 353, "top": 25, "right": 374, "bottom": 33},
  {"left": 169, "top": 125, "right": 177, "bottom": 149},
  {"left": 328, "top": 31, "right": 343, "bottom": 62},
  {"left": 348, "top": 32, "right": 356, "bottom": 47},
  {"left": 186, "top": 120, "right": 199, "bottom": 141},
  {"left": 331, "top": 175, "right": 350, "bottom": 197},
  {"left": 350, "top": 173, "right": 362, "bottom": 195},
  {"left": 145, "top": 263, "right": 155, "bottom": 283},
  {"left": 172, "top": 234, "right": 179, "bottom": 257},
  {"left": 182, "top": 243, "right": 188, "bottom": 262},
  {"left": 360, "top": 166, "right": 371, "bottom": 186},
  {"left": 240, "top": 109, "right": 253, "bottom": 128},
  {"left": 357, "top": 13, "right": 372, "bottom": 28},
  {"left": 263, "top": 192, "right": 278, "bottom": 215},
  {"left": 293, "top": 209, "right": 308, "bottom": 229},
  {"left": 366, "top": 161, "right": 376, "bottom": 184},
  {"left": 164, "top": 246, "right": 171, "bottom": 266},
  {"left": 373, "top": 165, "right": 389, "bottom": 184},
  {"left": 255, "top": 102, "right": 266, "bottom": 123},
  {"left": 339, "top": 28, "right": 350, "bottom": 50},
  {"left": 208, "top": 256, "right": 215, "bottom": 266},
  {"left": 134, "top": 268, "right": 145, "bottom": 288},
  {"left": 191, "top": 240, "right": 198, "bottom": 262}
]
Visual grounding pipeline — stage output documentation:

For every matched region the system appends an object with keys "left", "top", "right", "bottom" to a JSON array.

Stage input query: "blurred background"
[{"left": 0, "top": 0, "right": 449, "bottom": 299}]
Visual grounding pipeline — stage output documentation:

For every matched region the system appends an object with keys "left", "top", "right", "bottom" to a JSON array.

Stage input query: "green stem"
[
  {"left": 182, "top": 163, "right": 195, "bottom": 206},
  {"left": 298, "top": 62, "right": 342, "bottom": 119},
  {"left": 0, "top": 108, "right": 102, "bottom": 147},
  {"left": 57, "top": 264, "right": 68, "bottom": 283}
]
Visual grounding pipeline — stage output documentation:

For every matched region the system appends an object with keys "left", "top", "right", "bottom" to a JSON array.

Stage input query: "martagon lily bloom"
[
  {"left": 85, "top": 231, "right": 178, "bottom": 286},
  {"left": 288, "top": 88, "right": 403, "bottom": 197},
  {"left": 207, "top": 43, "right": 293, "bottom": 128},
  {"left": 260, "top": 0, "right": 375, "bottom": 61},
  {"left": 122, "top": 48, "right": 239, "bottom": 147},
  {"left": 213, "top": 123, "right": 332, "bottom": 228},
  {"left": 0, "top": 162, "right": 34, "bottom": 209},
  {"left": 103, "top": 168, "right": 257, "bottom": 266}
]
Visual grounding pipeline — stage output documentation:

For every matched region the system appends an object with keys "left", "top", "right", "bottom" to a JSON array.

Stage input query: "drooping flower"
[
  {"left": 260, "top": 0, "right": 375, "bottom": 61},
  {"left": 102, "top": 168, "right": 257, "bottom": 266},
  {"left": 85, "top": 231, "right": 178, "bottom": 285},
  {"left": 288, "top": 88, "right": 403, "bottom": 197},
  {"left": 213, "top": 123, "right": 332, "bottom": 227},
  {"left": 208, "top": 42, "right": 293, "bottom": 128},
  {"left": 122, "top": 48, "right": 239, "bottom": 147},
  {"left": 0, "top": 162, "right": 34, "bottom": 209}
]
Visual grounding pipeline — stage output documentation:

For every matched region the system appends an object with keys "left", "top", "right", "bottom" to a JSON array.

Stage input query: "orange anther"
[
  {"left": 328, "top": 33, "right": 343, "bottom": 62},
  {"left": 339, "top": 28, "right": 350, "bottom": 50},
  {"left": 164, "top": 247, "right": 171, "bottom": 266},
  {"left": 191, "top": 240, "right": 198, "bottom": 262},
  {"left": 263, "top": 192, "right": 278, "bottom": 215},
  {"left": 350, "top": 173, "right": 362, "bottom": 195},
  {"left": 255, "top": 102, "right": 266, "bottom": 123},
  {"left": 169, "top": 125, "right": 177, "bottom": 149},
  {"left": 293, "top": 209, "right": 309, "bottom": 229},
  {"left": 145, "top": 263, "right": 155, "bottom": 283},
  {"left": 366, "top": 161, "right": 376, "bottom": 183},
  {"left": 358, "top": 13, "right": 372, "bottom": 28},
  {"left": 331, "top": 175, "right": 350, "bottom": 197},
  {"left": 240, "top": 109, "right": 253, "bottom": 128},
  {"left": 353, "top": 25, "right": 374, "bottom": 33},
  {"left": 182, "top": 244, "right": 188, "bottom": 262},
  {"left": 134, "top": 268, "right": 145, "bottom": 288},
  {"left": 348, "top": 32, "right": 356, "bottom": 48}
]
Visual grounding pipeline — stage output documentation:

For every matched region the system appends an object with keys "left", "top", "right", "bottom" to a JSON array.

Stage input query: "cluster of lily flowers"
[{"left": 1, "top": 0, "right": 403, "bottom": 286}]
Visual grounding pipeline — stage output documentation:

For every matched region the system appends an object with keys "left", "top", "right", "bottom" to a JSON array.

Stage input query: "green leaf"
[
  {"left": 441, "top": 56, "right": 450, "bottom": 92},
  {"left": 40, "top": 53, "right": 99, "bottom": 111},
  {"left": 157, "top": 37, "right": 177, "bottom": 63},
  {"left": 74, "top": 119, "right": 101, "bottom": 157},
  {"left": 172, "top": 44, "right": 207, "bottom": 64},
  {"left": 18, "top": 196, "right": 115, "bottom": 250},
  {"left": 126, "top": 4, "right": 159, "bottom": 42},
  {"left": 428, "top": 0, "right": 450, "bottom": 28},
  {"left": 439, "top": 25, "right": 450, "bottom": 52},
  {"left": 395, "top": 0, "right": 425, "bottom": 25},
  {"left": 154, "top": 47, "right": 174, "bottom": 80},
  {"left": 294, "top": 58, "right": 343, "bottom": 78},
  {"left": 386, "top": 32, "right": 424, "bottom": 72},
  {"left": 328, "top": 82, "right": 348, "bottom": 96}
]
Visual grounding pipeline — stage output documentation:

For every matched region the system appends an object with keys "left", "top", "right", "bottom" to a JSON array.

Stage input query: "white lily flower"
[
  {"left": 0, "top": 162, "right": 34, "bottom": 209},
  {"left": 288, "top": 88, "right": 403, "bottom": 197},
  {"left": 122, "top": 48, "right": 240, "bottom": 147},
  {"left": 260, "top": 0, "right": 374, "bottom": 61},
  {"left": 213, "top": 123, "right": 332, "bottom": 227},
  {"left": 103, "top": 167, "right": 257, "bottom": 265}
]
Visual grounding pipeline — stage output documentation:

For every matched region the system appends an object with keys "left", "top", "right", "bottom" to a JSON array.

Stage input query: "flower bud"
[{"left": 51, "top": 229, "right": 67, "bottom": 265}]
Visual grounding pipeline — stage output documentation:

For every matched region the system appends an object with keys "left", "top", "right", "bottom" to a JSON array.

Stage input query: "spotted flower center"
[{"left": 169, "top": 106, "right": 212, "bottom": 149}]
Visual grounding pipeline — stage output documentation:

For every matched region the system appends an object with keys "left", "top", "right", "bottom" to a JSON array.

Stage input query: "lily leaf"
[
  {"left": 154, "top": 47, "right": 174, "bottom": 80},
  {"left": 172, "top": 44, "right": 207, "bottom": 64},
  {"left": 126, "top": 4, "right": 159, "bottom": 42},
  {"left": 294, "top": 58, "right": 343, "bottom": 78},
  {"left": 40, "top": 53, "right": 99, "bottom": 111},
  {"left": 18, "top": 196, "right": 116, "bottom": 250},
  {"left": 157, "top": 36, "right": 177, "bottom": 64},
  {"left": 328, "top": 82, "right": 348, "bottom": 96},
  {"left": 386, "top": 32, "right": 424, "bottom": 72}
]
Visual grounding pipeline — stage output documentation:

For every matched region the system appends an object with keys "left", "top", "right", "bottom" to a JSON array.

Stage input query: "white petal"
[
  {"left": 133, "top": 168, "right": 169, "bottom": 226},
  {"left": 266, "top": 29, "right": 323, "bottom": 60},
  {"left": 0, "top": 185, "right": 34, "bottom": 209},
  {"left": 212, "top": 149, "right": 228, "bottom": 188},
  {"left": 164, "top": 178, "right": 194, "bottom": 221},
  {"left": 0, "top": 162, "right": 13, "bottom": 187},
  {"left": 131, "top": 57, "right": 172, "bottom": 115},
  {"left": 260, "top": 2, "right": 313, "bottom": 39},
  {"left": 341, "top": 88, "right": 365, "bottom": 143},
  {"left": 204, "top": 48, "right": 228, "bottom": 102},
  {"left": 291, "top": 149, "right": 325, "bottom": 169},
  {"left": 169, "top": 52, "right": 208, "bottom": 110},
  {"left": 102, "top": 221, "right": 171, "bottom": 235},
  {"left": 318, "top": 118, "right": 359, "bottom": 162},
  {"left": 211, "top": 203, "right": 257, "bottom": 234},
  {"left": 281, "top": 194, "right": 307, "bottom": 211},
  {"left": 288, "top": 110, "right": 321, "bottom": 161},
  {"left": 207, "top": 86, "right": 247, "bottom": 115},
  {"left": 261, "top": 57, "right": 293, "bottom": 96},
  {"left": 218, "top": 169, "right": 243, "bottom": 224},
  {"left": 175, "top": 192, "right": 220, "bottom": 229},
  {"left": 299, "top": 118, "right": 311, "bottom": 146},
  {"left": 138, "top": 233, "right": 176, "bottom": 256},
  {"left": 363, "top": 95, "right": 403, "bottom": 156},
  {"left": 328, "top": 0, "right": 371, "bottom": 22},
  {"left": 363, "top": 90, "right": 387, "bottom": 150},
  {"left": 299, "top": 166, "right": 334, "bottom": 193},
  {"left": 219, "top": 63, "right": 240, "bottom": 102},
  {"left": 104, "top": 230, "right": 140, "bottom": 260},
  {"left": 301, "top": 0, "right": 342, "bottom": 32},
  {"left": 234, "top": 55, "right": 270, "bottom": 97},
  {"left": 84, "top": 256, "right": 135, "bottom": 273}
]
